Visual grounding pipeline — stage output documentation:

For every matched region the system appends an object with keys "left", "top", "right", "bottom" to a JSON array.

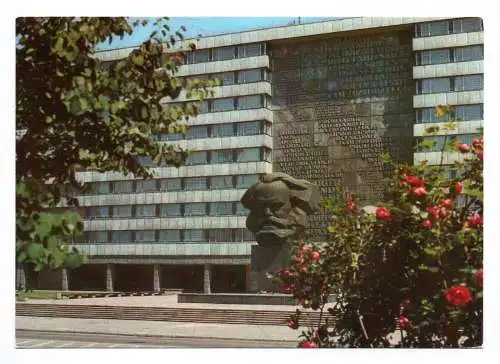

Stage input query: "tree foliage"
[
  {"left": 279, "top": 106, "right": 483, "bottom": 348},
  {"left": 16, "top": 17, "right": 216, "bottom": 279}
]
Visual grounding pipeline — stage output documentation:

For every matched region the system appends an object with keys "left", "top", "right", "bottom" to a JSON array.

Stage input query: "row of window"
[
  {"left": 81, "top": 228, "right": 256, "bottom": 244},
  {"left": 416, "top": 134, "right": 480, "bottom": 152},
  {"left": 415, "top": 74, "right": 483, "bottom": 94},
  {"left": 84, "top": 174, "right": 261, "bottom": 195},
  {"left": 183, "top": 43, "right": 267, "bottom": 65},
  {"left": 185, "top": 68, "right": 270, "bottom": 86},
  {"left": 152, "top": 120, "right": 271, "bottom": 141},
  {"left": 84, "top": 201, "right": 250, "bottom": 219},
  {"left": 414, "top": 18, "right": 483, "bottom": 38},
  {"left": 415, "top": 104, "right": 483, "bottom": 124},
  {"left": 171, "top": 94, "right": 270, "bottom": 113},
  {"left": 138, "top": 147, "right": 272, "bottom": 167},
  {"left": 415, "top": 45, "right": 483, "bottom": 66}
]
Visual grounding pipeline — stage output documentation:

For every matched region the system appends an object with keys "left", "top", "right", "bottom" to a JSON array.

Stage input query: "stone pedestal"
[
  {"left": 61, "top": 268, "right": 69, "bottom": 291},
  {"left": 249, "top": 245, "right": 291, "bottom": 293},
  {"left": 153, "top": 264, "right": 161, "bottom": 292},
  {"left": 203, "top": 264, "right": 212, "bottom": 294},
  {"left": 105, "top": 264, "right": 114, "bottom": 292}
]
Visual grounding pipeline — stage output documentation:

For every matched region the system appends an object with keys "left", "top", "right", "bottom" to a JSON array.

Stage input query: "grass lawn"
[{"left": 16, "top": 290, "right": 97, "bottom": 300}]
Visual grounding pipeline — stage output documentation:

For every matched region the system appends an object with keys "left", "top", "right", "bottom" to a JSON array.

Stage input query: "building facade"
[{"left": 32, "top": 17, "right": 484, "bottom": 293}]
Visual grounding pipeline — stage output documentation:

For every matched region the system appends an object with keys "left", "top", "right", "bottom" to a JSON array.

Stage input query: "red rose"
[
  {"left": 299, "top": 266, "right": 307, "bottom": 273},
  {"left": 398, "top": 316, "right": 411, "bottom": 329},
  {"left": 311, "top": 251, "right": 321, "bottom": 261},
  {"left": 376, "top": 207, "right": 391, "bottom": 220},
  {"left": 411, "top": 186, "right": 428, "bottom": 196},
  {"left": 427, "top": 206, "right": 441, "bottom": 219},
  {"left": 457, "top": 143, "right": 470, "bottom": 153},
  {"left": 445, "top": 285, "right": 473, "bottom": 306},
  {"left": 439, "top": 207, "right": 451, "bottom": 218},
  {"left": 477, "top": 150, "right": 483, "bottom": 160},
  {"left": 299, "top": 341, "right": 318, "bottom": 348},
  {"left": 301, "top": 246, "right": 311, "bottom": 253},
  {"left": 405, "top": 175, "right": 425, "bottom": 187},
  {"left": 346, "top": 199, "right": 357, "bottom": 212},
  {"left": 467, "top": 214, "right": 483, "bottom": 227},
  {"left": 440, "top": 199, "right": 453, "bottom": 209},
  {"left": 472, "top": 138, "right": 483, "bottom": 148},
  {"left": 282, "top": 285, "right": 293, "bottom": 294},
  {"left": 475, "top": 269, "right": 483, "bottom": 288},
  {"left": 421, "top": 219, "right": 432, "bottom": 228},
  {"left": 455, "top": 182, "right": 463, "bottom": 194},
  {"left": 287, "top": 320, "right": 298, "bottom": 330}
]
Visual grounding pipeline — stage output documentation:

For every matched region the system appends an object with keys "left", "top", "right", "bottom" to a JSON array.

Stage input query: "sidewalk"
[{"left": 16, "top": 316, "right": 300, "bottom": 342}]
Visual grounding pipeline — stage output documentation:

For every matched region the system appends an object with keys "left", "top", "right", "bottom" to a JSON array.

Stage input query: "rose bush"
[{"left": 279, "top": 106, "right": 483, "bottom": 348}]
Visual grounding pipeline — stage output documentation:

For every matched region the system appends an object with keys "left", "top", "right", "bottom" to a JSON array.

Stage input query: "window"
[
  {"left": 88, "top": 206, "right": 110, "bottom": 219},
  {"left": 212, "top": 98, "right": 235, "bottom": 112},
  {"left": 454, "top": 74, "right": 483, "bottom": 91},
  {"left": 85, "top": 231, "right": 109, "bottom": 243},
  {"left": 88, "top": 182, "right": 110, "bottom": 194},
  {"left": 236, "top": 174, "right": 260, "bottom": 188},
  {"left": 416, "top": 78, "right": 451, "bottom": 94},
  {"left": 457, "top": 134, "right": 480, "bottom": 145},
  {"left": 235, "top": 202, "right": 250, "bottom": 216},
  {"left": 236, "top": 148, "right": 260, "bottom": 162},
  {"left": 236, "top": 121, "right": 261, "bottom": 136},
  {"left": 186, "top": 151, "right": 208, "bottom": 165},
  {"left": 452, "top": 18, "right": 483, "bottom": 33},
  {"left": 186, "top": 125, "right": 209, "bottom": 140},
  {"left": 160, "top": 178, "right": 182, "bottom": 191},
  {"left": 135, "top": 204, "right": 156, "bottom": 218},
  {"left": 211, "top": 150, "right": 234, "bottom": 164},
  {"left": 158, "top": 230, "right": 181, "bottom": 242},
  {"left": 160, "top": 203, "right": 182, "bottom": 217},
  {"left": 184, "top": 177, "right": 208, "bottom": 190},
  {"left": 184, "top": 229, "right": 205, "bottom": 242},
  {"left": 111, "top": 231, "right": 132, "bottom": 243},
  {"left": 263, "top": 121, "right": 272, "bottom": 136},
  {"left": 454, "top": 45, "right": 484, "bottom": 62},
  {"left": 455, "top": 104, "right": 483, "bottom": 121},
  {"left": 113, "top": 181, "right": 133, "bottom": 194},
  {"left": 199, "top": 100, "right": 210, "bottom": 114},
  {"left": 212, "top": 72, "right": 235, "bottom": 86},
  {"left": 235, "top": 229, "right": 255, "bottom": 241},
  {"left": 415, "top": 21, "right": 450, "bottom": 37},
  {"left": 208, "top": 229, "right": 233, "bottom": 242},
  {"left": 135, "top": 179, "right": 157, "bottom": 192},
  {"left": 113, "top": 205, "right": 133, "bottom": 218},
  {"left": 415, "top": 107, "right": 449, "bottom": 124},
  {"left": 418, "top": 136, "right": 448, "bottom": 152},
  {"left": 184, "top": 203, "right": 206, "bottom": 216},
  {"left": 262, "top": 148, "right": 272, "bottom": 162},
  {"left": 238, "top": 69, "right": 262, "bottom": 83},
  {"left": 155, "top": 133, "right": 183, "bottom": 141},
  {"left": 210, "top": 175, "right": 233, "bottom": 189},
  {"left": 213, "top": 46, "right": 235, "bottom": 61},
  {"left": 135, "top": 230, "right": 156, "bottom": 242},
  {"left": 209, "top": 202, "right": 233, "bottom": 216},
  {"left": 237, "top": 95, "right": 263, "bottom": 110},
  {"left": 237, "top": 43, "right": 262, "bottom": 58},
  {"left": 415, "top": 49, "right": 451, "bottom": 66},
  {"left": 194, "top": 49, "right": 210, "bottom": 63},
  {"left": 211, "top": 123, "right": 234, "bottom": 138}
]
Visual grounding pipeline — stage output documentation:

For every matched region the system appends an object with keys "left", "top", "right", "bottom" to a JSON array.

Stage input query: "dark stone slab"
[
  {"left": 249, "top": 244, "right": 291, "bottom": 293},
  {"left": 178, "top": 293, "right": 297, "bottom": 305}
]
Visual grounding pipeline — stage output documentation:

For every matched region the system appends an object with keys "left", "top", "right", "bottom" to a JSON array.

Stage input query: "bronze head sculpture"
[{"left": 241, "top": 173, "right": 321, "bottom": 246}]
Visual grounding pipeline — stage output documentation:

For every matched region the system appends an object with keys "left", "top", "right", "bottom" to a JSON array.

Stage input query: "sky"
[{"left": 97, "top": 17, "right": 340, "bottom": 50}]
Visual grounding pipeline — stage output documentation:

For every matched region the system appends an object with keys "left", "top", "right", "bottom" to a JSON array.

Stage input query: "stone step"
[{"left": 16, "top": 303, "right": 324, "bottom": 326}]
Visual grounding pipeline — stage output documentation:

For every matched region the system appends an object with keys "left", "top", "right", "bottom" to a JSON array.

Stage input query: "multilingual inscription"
[{"left": 271, "top": 30, "right": 414, "bottom": 241}]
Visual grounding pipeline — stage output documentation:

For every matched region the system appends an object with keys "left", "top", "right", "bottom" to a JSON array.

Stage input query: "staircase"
[{"left": 16, "top": 303, "right": 323, "bottom": 326}]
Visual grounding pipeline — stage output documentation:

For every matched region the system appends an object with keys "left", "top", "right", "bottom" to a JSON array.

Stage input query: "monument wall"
[{"left": 270, "top": 29, "right": 414, "bottom": 241}]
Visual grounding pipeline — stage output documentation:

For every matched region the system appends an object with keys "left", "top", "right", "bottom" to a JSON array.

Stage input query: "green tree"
[{"left": 16, "top": 17, "right": 216, "bottom": 286}]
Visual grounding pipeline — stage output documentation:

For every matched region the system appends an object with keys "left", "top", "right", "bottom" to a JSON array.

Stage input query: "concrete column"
[
  {"left": 61, "top": 268, "right": 69, "bottom": 291},
  {"left": 245, "top": 264, "right": 252, "bottom": 293},
  {"left": 203, "top": 264, "right": 212, "bottom": 294},
  {"left": 16, "top": 266, "right": 26, "bottom": 291},
  {"left": 106, "top": 264, "right": 114, "bottom": 292},
  {"left": 153, "top": 264, "right": 161, "bottom": 292}
]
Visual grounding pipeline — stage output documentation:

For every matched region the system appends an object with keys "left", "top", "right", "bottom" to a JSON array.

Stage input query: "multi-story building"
[{"left": 32, "top": 17, "right": 484, "bottom": 293}]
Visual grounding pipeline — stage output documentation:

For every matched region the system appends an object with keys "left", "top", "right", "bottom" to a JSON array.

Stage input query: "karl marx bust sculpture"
[{"left": 240, "top": 173, "right": 321, "bottom": 246}]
